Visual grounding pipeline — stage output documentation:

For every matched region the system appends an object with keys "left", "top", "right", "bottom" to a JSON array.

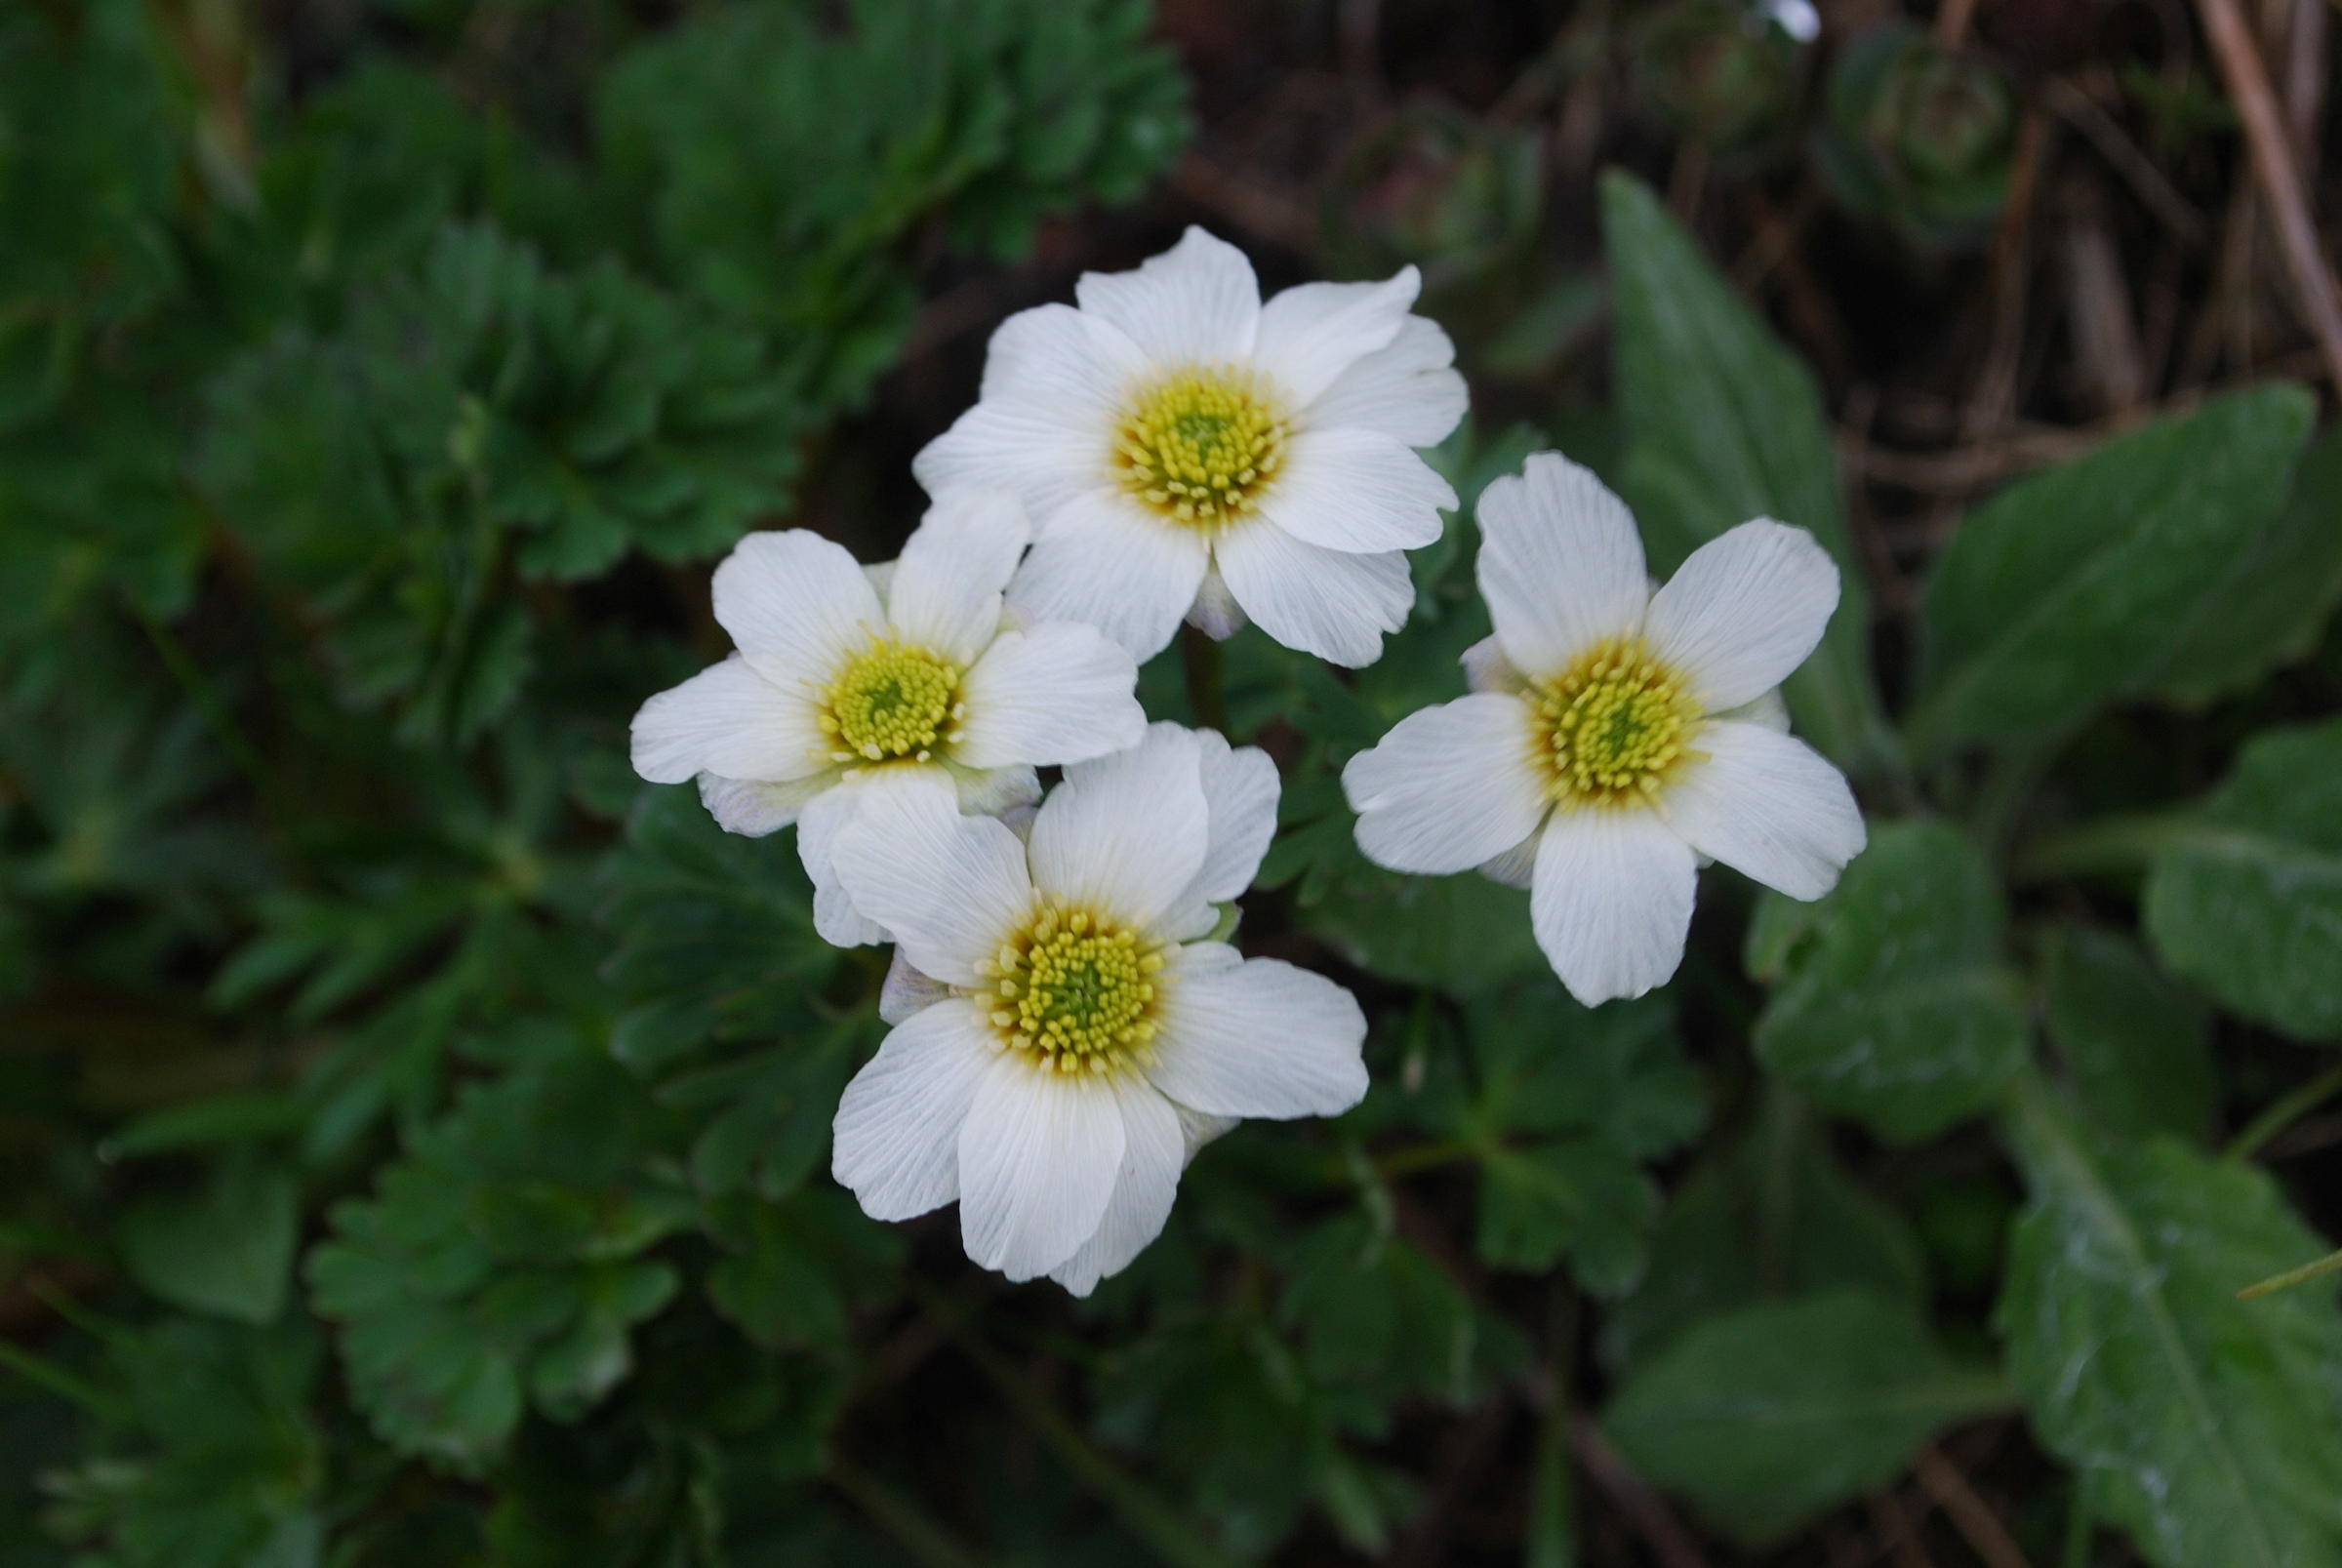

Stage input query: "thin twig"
[
  {"left": 2194, "top": 0, "right": 2342, "bottom": 389},
  {"left": 1912, "top": 1446, "right": 2033, "bottom": 1568},
  {"left": 1934, "top": 0, "right": 1982, "bottom": 47},
  {"left": 2041, "top": 76, "right": 2207, "bottom": 247},
  {"left": 2227, "top": 1065, "right": 2342, "bottom": 1161},
  {"left": 1568, "top": 1416, "right": 1714, "bottom": 1568}
]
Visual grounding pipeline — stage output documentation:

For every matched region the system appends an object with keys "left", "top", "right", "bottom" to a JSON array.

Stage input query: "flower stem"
[
  {"left": 916, "top": 1285, "right": 1239, "bottom": 1568},
  {"left": 2226, "top": 1064, "right": 2342, "bottom": 1162},
  {"left": 2010, "top": 812, "right": 2199, "bottom": 883},
  {"left": 1181, "top": 623, "right": 1229, "bottom": 735},
  {"left": 2236, "top": 1246, "right": 2342, "bottom": 1302}
]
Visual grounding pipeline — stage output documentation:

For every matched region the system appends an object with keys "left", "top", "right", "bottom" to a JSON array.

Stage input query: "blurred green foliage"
[{"left": 4, "top": 3, "right": 2342, "bottom": 1567}]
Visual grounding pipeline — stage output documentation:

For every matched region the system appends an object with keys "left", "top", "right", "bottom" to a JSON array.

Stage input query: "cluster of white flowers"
[{"left": 630, "top": 229, "right": 1865, "bottom": 1293}]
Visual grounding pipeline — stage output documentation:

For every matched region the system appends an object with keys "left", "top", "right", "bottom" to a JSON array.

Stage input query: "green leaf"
[
  {"left": 1475, "top": 1141, "right": 1656, "bottom": 1292},
  {"left": 1910, "top": 384, "right": 2316, "bottom": 758},
  {"left": 2040, "top": 926, "right": 2215, "bottom": 1142},
  {"left": 2149, "top": 425, "right": 2342, "bottom": 706},
  {"left": 1752, "top": 822, "right": 2028, "bottom": 1141},
  {"left": 117, "top": 1160, "right": 299, "bottom": 1325},
  {"left": 1999, "top": 1083, "right": 2342, "bottom": 1568},
  {"left": 1302, "top": 864, "right": 1544, "bottom": 994},
  {"left": 1604, "top": 1291, "right": 2005, "bottom": 1546},
  {"left": 2142, "top": 717, "right": 2342, "bottom": 1041},
  {"left": 1601, "top": 170, "right": 1892, "bottom": 772}
]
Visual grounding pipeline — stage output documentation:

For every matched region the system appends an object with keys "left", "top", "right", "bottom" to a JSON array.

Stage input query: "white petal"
[
  {"left": 1007, "top": 490, "right": 1210, "bottom": 663},
  {"left": 878, "top": 948, "right": 953, "bottom": 1025},
  {"left": 1662, "top": 721, "right": 1864, "bottom": 901},
  {"left": 1048, "top": 1080, "right": 1186, "bottom": 1297},
  {"left": 1185, "top": 564, "right": 1245, "bottom": 639},
  {"left": 1643, "top": 519, "right": 1839, "bottom": 712},
  {"left": 1187, "top": 728, "right": 1281, "bottom": 906},
  {"left": 975, "top": 301, "right": 1145, "bottom": 414},
  {"left": 830, "top": 769, "right": 1032, "bottom": 984},
  {"left": 1212, "top": 526, "right": 1413, "bottom": 667},
  {"left": 798, "top": 783, "right": 892, "bottom": 947},
  {"left": 913, "top": 403, "right": 1110, "bottom": 527},
  {"left": 1460, "top": 633, "right": 1526, "bottom": 694},
  {"left": 1303, "top": 316, "right": 1469, "bottom": 449},
  {"left": 1717, "top": 688, "right": 1792, "bottom": 734},
  {"left": 1074, "top": 226, "right": 1261, "bottom": 365},
  {"left": 1342, "top": 693, "right": 1551, "bottom": 873},
  {"left": 1529, "top": 809, "right": 1696, "bottom": 1006},
  {"left": 1027, "top": 727, "right": 1211, "bottom": 931},
  {"left": 1145, "top": 946, "right": 1368, "bottom": 1118},
  {"left": 1261, "top": 427, "right": 1455, "bottom": 553},
  {"left": 711, "top": 531, "right": 881, "bottom": 689},
  {"left": 950, "top": 763, "right": 1041, "bottom": 819},
  {"left": 884, "top": 490, "right": 1031, "bottom": 665},
  {"left": 957, "top": 1058, "right": 1126, "bottom": 1280},
  {"left": 1173, "top": 1104, "right": 1238, "bottom": 1160},
  {"left": 1479, "top": 831, "right": 1539, "bottom": 889},
  {"left": 952, "top": 622, "right": 1146, "bottom": 769},
  {"left": 1251, "top": 268, "right": 1418, "bottom": 406},
  {"left": 1475, "top": 453, "right": 1648, "bottom": 674},
  {"left": 831, "top": 999, "right": 992, "bottom": 1221},
  {"left": 629, "top": 656, "right": 828, "bottom": 784},
  {"left": 698, "top": 772, "right": 832, "bottom": 836}
]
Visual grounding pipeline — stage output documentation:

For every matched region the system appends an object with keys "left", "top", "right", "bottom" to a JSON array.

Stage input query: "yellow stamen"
[
  {"left": 980, "top": 901, "right": 1169, "bottom": 1075},
  {"left": 1527, "top": 636, "right": 1704, "bottom": 808},
  {"left": 819, "top": 638, "right": 962, "bottom": 763},
  {"left": 1112, "top": 365, "right": 1289, "bottom": 530}
]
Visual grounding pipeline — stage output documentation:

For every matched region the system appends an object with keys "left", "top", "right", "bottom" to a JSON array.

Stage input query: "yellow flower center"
[
  {"left": 820, "top": 638, "right": 964, "bottom": 763},
  {"left": 1528, "top": 636, "right": 1704, "bottom": 808},
  {"left": 976, "top": 903, "right": 1167, "bottom": 1075},
  {"left": 1112, "top": 365, "right": 1289, "bottom": 529}
]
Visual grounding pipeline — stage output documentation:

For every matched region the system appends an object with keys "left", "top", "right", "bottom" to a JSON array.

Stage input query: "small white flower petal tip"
[
  {"left": 626, "top": 488, "right": 1148, "bottom": 945},
  {"left": 827, "top": 724, "right": 1368, "bottom": 1295},
  {"left": 914, "top": 227, "right": 1470, "bottom": 668},
  {"left": 1342, "top": 451, "right": 1867, "bottom": 1007}
]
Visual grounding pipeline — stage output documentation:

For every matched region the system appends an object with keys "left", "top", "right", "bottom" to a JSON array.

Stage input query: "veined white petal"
[
  {"left": 1212, "top": 526, "right": 1413, "bottom": 667},
  {"left": 711, "top": 531, "right": 881, "bottom": 689},
  {"left": 1173, "top": 1104, "right": 1238, "bottom": 1160},
  {"left": 953, "top": 622, "right": 1146, "bottom": 769},
  {"left": 1476, "top": 453, "right": 1648, "bottom": 674},
  {"left": 1262, "top": 427, "right": 1455, "bottom": 553},
  {"left": 1716, "top": 688, "right": 1792, "bottom": 734},
  {"left": 1479, "top": 831, "right": 1539, "bottom": 889},
  {"left": 831, "top": 999, "right": 993, "bottom": 1221},
  {"left": 1074, "top": 226, "right": 1261, "bottom": 365},
  {"left": 1048, "top": 1079, "right": 1187, "bottom": 1297},
  {"left": 629, "top": 655, "right": 828, "bottom": 784},
  {"left": 878, "top": 948, "right": 953, "bottom": 1025},
  {"left": 1343, "top": 693, "right": 1551, "bottom": 874},
  {"left": 1643, "top": 519, "right": 1839, "bottom": 713},
  {"left": 1529, "top": 809, "right": 1696, "bottom": 1006},
  {"left": 973, "top": 301, "right": 1147, "bottom": 413},
  {"left": 798, "top": 783, "right": 892, "bottom": 947},
  {"left": 1027, "top": 726, "right": 1211, "bottom": 931},
  {"left": 1303, "top": 316, "right": 1469, "bottom": 449},
  {"left": 1008, "top": 489, "right": 1210, "bottom": 663},
  {"left": 831, "top": 768, "right": 1032, "bottom": 985},
  {"left": 884, "top": 490, "right": 1031, "bottom": 665},
  {"left": 698, "top": 772, "right": 833, "bottom": 837},
  {"left": 1186, "top": 727, "right": 1281, "bottom": 907},
  {"left": 1145, "top": 945, "right": 1368, "bottom": 1118},
  {"left": 1251, "top": 268, "right": 1418, "bottom": 406},
  {"left": 913, "top": 402, "right": 1112, "bottom": 527},
  {"left": 958, "top": 1058, "right": 1127, "bottom": 1280},
  {"left": 1662, "top": 721, "right": 1864, "bottom": 901}
]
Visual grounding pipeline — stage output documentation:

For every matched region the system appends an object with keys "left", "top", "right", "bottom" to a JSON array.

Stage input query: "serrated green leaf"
[
  {"left": 1911, "top": 384, "right": 2316, "bottom": 758},
  {"left": 1601, "top": 171, "right": 1891, "bottom": 772},
  {"left": 1606, "top": 1291, "right": 2005, "bottom": 1546},
  {"left": 1999, "top": 1085, "right": 2342, "bottom": 1568},
  {"left": 2141, "top": 718, "right": 2342, "bottom": 1041},
  {"left": 1753, "top": 822, "right": 2027, "bottom": 1141},
  {"left": 2041, "top": 926, "right": 2214, "bottom": 1142},
  {"left": 1475, "top": 1141, "right": 1657, "bottom": 1291}
]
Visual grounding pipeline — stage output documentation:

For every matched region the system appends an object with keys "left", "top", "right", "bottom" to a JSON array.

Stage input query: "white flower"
[
  {"left": 828, "top": 724, "right": 1367, "bottom": 1295},
  {"left": 1342, "top": 453, "right": 1866, "bottom": 1007},
  {"left": 914, "top": 226, "right": 1468, "bottom": 667},
  {"left": 629, "top": 490, "right": 1148, "bottom": 946}
]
